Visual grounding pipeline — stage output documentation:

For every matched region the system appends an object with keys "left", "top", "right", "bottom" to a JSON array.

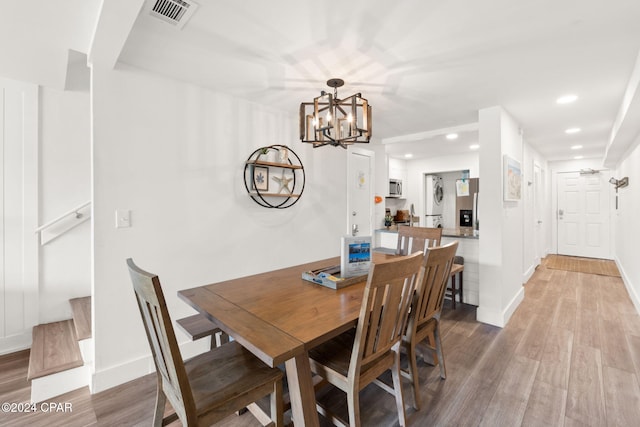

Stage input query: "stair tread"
[
  {"left": 69, "top": 296, "right": 91, "bottom": 340},
  {"left": 28, "top": 320, "right": 83, "bottom": 380}
]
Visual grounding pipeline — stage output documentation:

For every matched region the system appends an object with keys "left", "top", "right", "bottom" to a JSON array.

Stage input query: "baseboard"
[
  {"left": 523, "top": 263, "right": 537, "bottom": 283},
  {"left": 476, "top": 286, "right": 525, "bottom": 328},
  {"left": 0, "top": 331, "right": 31, "bottom": 356},
  {"left": 615, "top": 257, "right": 640, "bottom": 315},
  {"left": 91, "top": 338, "right": 208, "bottom": 394}
]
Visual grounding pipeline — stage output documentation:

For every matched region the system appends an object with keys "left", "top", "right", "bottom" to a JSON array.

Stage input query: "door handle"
[
  {"left": 352, "top": 224, "right": 359, "bottom": 236},
  {"left": 558, "top": 209, "right": 564, "bottom": 220}
]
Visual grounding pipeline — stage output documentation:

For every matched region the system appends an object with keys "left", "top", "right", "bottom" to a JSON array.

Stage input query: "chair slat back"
[
  {"left": 126, "top": 258, "right": 195, "bottom": 424},
  {"left": 350, "top": 252, "right": 424, "bottom": 373},
  {"left": 396, "top": 226, "right": 443, "bottom": 256},
  {"left": 411, "top": 242, "right": 458, "bottom": 331}
]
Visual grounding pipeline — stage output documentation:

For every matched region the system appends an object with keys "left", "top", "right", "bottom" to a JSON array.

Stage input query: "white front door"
[
  {"left": 557, "top": 171, "right": 610, "bottom": 259},
  {"left": 347, "top": 148, "right": 374, "bottom": 237}
]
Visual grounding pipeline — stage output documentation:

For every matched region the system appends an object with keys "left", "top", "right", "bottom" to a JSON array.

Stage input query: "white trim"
[
  {"left": 476, "top": 286, "right": 525, "bottom": 328},
  {"left": 0, "top": 332, "right": 32, "bottom": 355},
  {"left": 523, "top": 263, "right": 537, "bottom": 283},
  {"left": 616, "top": 256, "right": 640, "bottom": 315},
  {"left": 91, "top": 339, "right": 208, "bottom": 393}
]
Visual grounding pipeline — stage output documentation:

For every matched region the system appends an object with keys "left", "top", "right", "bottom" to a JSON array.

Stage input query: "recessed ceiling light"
[
  {"left": 565, "top": 127, "right": 581, "bottom": 134},
  {"left": 571, "top": 145, "right": 583, "bottom": 150},
  {"left": 469, "top": 144, "right": 480, "bottom": 150},
  {"left": 574, "top": 155, "right": 584, "bottom": 160},
  {"left": 404, "top": 153, "right": 413, "bottom": 158},
  {"left": 556, "top": 94, "right": 578, "bottom": 104},
  {"left": 446, "top": 133, "right": 459, "bottom": 140}
]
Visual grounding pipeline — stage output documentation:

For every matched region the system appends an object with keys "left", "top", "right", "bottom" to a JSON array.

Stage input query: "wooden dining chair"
[
  {"left": 396, "top": 225, "right": 442, "bottom": 255},
  {"left": 308, "top": 251, "right": 424, "bottom": 427},
  {"left": 126, "top": 258, "right": 283, "bottom": 427},
  {"left": 401, "top": 241, "right": 458, "bottom": 410}
]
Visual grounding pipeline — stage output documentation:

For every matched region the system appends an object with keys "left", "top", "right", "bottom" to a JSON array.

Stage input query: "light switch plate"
[{"left": 115, "top": 209, "right": 131, "bottom": 228}]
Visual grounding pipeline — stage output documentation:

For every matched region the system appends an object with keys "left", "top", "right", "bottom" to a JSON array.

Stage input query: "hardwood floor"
[{"left": 1, "top": 262, "right": 639, "bottom": 426}]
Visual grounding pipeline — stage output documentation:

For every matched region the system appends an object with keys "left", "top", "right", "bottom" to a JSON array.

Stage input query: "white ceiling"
[{"left": 5, "top": 0, "right": 640, "bottom": 162}]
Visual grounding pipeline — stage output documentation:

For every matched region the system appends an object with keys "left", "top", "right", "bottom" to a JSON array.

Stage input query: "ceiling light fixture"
[
  {"left": 299, "top": 78, "right": 371, "bottom": 148},
  {"left": 565, "top": 127, "right": 581, "bottom": 134},
  {"left": 556, "top": 94, "right": 578, "bottom": 104},
  {"left": 469, "top": 144, "right": 480, "bottom": 150},
  {"left": 574, "top": 155, "right": 584, "bottom": 160},
  {"left": 571, "top": 145, "right": 583, "bottom": 150},
  {"left": 404, "top": 153, "right": 413, "bottom": 158},
  {"left": 446, "top": 133, "right": 459, "bottom": 140}
]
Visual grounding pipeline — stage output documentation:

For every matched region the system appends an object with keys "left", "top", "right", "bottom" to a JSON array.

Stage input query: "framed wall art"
[
  {"left": 252, "top": 166, "right": 269, "bottom": 192},
  {"left": 503, "top": 155, "right": 522, "bottom": 201}
]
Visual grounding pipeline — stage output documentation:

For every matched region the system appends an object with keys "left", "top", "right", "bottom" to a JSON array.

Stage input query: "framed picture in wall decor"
[
  {"left": 503, "top": 155, "right": 522, "bottom": 201},
  {"left": 252, "top": 166, "right": 269, "bottom": 192}
]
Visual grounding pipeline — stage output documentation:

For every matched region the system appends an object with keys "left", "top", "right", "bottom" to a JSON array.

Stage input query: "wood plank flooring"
[{"left": 1, "top": 263, "right": 639, "bottom": 426}]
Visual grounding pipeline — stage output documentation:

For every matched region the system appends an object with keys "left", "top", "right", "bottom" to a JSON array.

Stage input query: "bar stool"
[{"left": 447, "top": 256, "right": 464, "bottom": 309}]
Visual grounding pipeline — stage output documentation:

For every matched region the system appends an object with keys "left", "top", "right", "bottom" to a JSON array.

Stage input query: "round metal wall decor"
[{"left": 243, "top": 145, "right": 305, "bottom": 209}]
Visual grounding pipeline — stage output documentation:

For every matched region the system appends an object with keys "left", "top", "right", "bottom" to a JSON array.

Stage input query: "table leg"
[{"left": 285, "top": 353, "right": 320, "bottom": 427}]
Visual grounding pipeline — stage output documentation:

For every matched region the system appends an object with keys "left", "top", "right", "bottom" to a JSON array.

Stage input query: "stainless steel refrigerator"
[{"left": 455, "top": 178, "right": 479, "bottom": 233}]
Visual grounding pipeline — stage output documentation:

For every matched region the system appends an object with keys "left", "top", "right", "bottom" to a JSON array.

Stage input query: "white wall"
[
  {"left": 90, "top": 64, "right": 349, "bottom": 391},
  {"left": 39, "top": 85, "right": 92, "bottom": 323},
  {"left": 0, "top": 78, "right": 39, "bottom": 354},
  {"left": 477, "top": 106, "right": 524, "bottom": 327},
  {"left": 614, "top": 141, "right": 640, "bottom": 312}
]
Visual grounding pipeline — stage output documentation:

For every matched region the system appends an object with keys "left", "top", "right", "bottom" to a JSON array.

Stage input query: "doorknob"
[
  {"left": 537, "top": 220, "right": 543, "bottom": 224},
  {"left": 352, "top": 224, "right": 359, "bottom": 236},
  {"left": 352, "top": 211, "right": 357, "bottom": 216},
  {"left": 558, "top": 209, "right": 564, "bottom": 220}
]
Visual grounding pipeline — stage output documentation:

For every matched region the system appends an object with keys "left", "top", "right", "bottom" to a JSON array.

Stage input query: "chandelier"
[{"left": 299, "top": 79, "right": 372, "bottom": 148}]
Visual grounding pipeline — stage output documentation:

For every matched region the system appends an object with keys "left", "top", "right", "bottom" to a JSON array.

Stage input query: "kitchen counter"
[
  {"left": 373, "top": 226, "right": 480, "bottom": 305},
  {"left": 376, "top": 226, "right": 479, "bottom": 239}
]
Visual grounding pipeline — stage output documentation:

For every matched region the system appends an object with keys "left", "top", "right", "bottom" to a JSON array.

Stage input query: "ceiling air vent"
[{"left": 147, "top": 0, "right": 198, "bottom": 29}]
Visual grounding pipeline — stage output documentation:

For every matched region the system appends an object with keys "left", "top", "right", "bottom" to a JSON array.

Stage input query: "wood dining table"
[{"left": 177, "top": 251, "right": 395, "bottom": 426}]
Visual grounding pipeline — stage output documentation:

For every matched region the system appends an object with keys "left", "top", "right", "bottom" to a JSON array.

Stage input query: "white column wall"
[
  {"left": 614, "top": 141, "right": 640, "bottom": 312},
  {"left": 91, "top": 64, "right": 348, "bottom": 391},
  {"left": 477, "top": 106, "right": 524, "bottom": 327}
]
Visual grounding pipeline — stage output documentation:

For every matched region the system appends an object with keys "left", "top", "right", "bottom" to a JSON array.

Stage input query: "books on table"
[
  {"left": 301, "top": 235, "right": 372, "bottom": 289},
  {"left": 340, "top": 235, "right": 372, "bottom": 278}
]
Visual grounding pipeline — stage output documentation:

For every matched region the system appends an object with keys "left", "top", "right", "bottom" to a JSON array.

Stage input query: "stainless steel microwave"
[{"left": 389, "top": 179, "right": 402, "bottom": 197}]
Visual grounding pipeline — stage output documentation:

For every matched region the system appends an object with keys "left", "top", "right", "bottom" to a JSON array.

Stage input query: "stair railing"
[{"left": 35, "top": 201, "right": 91, "bottom": 245}]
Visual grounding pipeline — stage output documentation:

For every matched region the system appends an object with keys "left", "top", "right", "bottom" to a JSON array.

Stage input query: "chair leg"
[
  {"left": 407, "top": 340, "right": 421, "bottom": 410},
  {"left": 347, "top": 388, "right": 361, "bottom": 427},
  {"left": 459, "top": 271, "right": 464, "bottom": 305},
  {"left": 153, "top": 379, "right": 166, "bottom": 427},
  {"left": 451, "top": 274, "right": 457, "bottom": 310},
  {"left": 391, "top": 350, "right": 408, "bottom": 427},
  {"left": 434, "top": 322, "right": 446, "bottom": 379}
]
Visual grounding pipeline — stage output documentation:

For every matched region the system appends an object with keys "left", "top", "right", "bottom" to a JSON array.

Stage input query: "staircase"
[{"left": 28, "top": 296, "right": 93, "bottom": 403}]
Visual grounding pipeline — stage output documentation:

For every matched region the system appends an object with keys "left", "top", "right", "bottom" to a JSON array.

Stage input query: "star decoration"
[{"left": 272, "top": 169, "right": 294, "bottom": 194}]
